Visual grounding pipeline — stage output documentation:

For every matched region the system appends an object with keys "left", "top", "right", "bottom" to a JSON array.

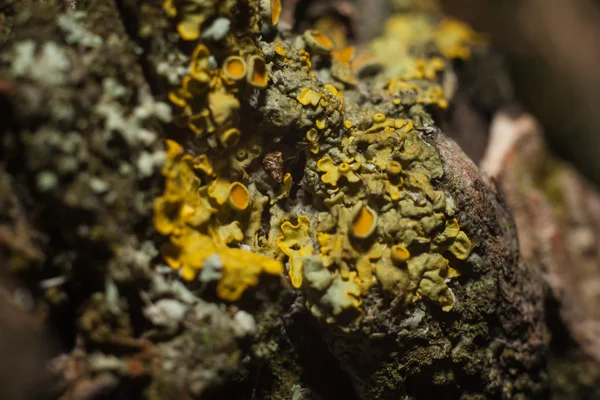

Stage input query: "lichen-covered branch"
[{"left": 0, "top": 0, "right": 598, "bottom": 399}]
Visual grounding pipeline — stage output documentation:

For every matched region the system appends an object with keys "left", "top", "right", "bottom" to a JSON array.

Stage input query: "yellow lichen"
[
  {"left": 351, "top": 53, "right": 382, "bottom": 77},
  {"left": 297, "top": 88, "right": 322, "bottom": 107},
  {"left": 317, "top": 156, "right": 360, "bottom": 187},
  {"left": 366, "top": 14, "right": 481, "bottom": 110},
  {"left": 277, "top": 216, "right": 312, "bottom": 288},
  {"left": 247, "top": 55, "right": 268, "bottom": 88},
  {"left": 228, "top": 182, "right": 250, "bottom": 211},
  {"left": 177, "top": 14, "right": 205, "bottom": 41},
  {"left": 190, "top": 44, "right": 213, "bottom": 83},
  {"left": 208, "top": 177, "right": 231, "bottom": 205},
  {"left": 161, "top": 229, "right": 282, "bottom": 300},
  {"left": 373, "top": 113, "right": 386, "bottom": 123},
  {"left": 390, "top": 244, "right": 410, "bottom": 264},
  {"left": 218, "top": 221, "right": 245, "bottom": 244},
  {"left": 218, "top": 127, "right": 241, "bottom": 148},
  {"left": 223, "top": 56, "right": 247, "bottom": 81},
  {"left": 154, "top": 139, "right": 283, "bottom": 300},
  {"left": 274, "top": 42, "right": 286, "bottom": 57},
  {"left": 387, "top": 161, "right": 403, "bottom": 175},
  {"left": 270, "top": 0, "right": 281, "bottom": 25},
  {"left": 168, "top": 44, "right": 251, "bottom": 147},
  {"left": 303, "top": 30, "right": 334, "bottom": 54},
  {"left": 162, "top": 0, "right": 177, "bottom": 17},
  {"left": 156, "top": 3, "right": 478, "bottom": 318},
  {"left": 351, "top": 204, "right": 377, "bottom": 239},
  {"left": 435, "top": 19, "right": 479, "bottom": 60},
  {"left": 448, "top": 231, "right": 473, "bottom": 260},
  {"left": 332, "top": 46, "right": 357, "bottom": 86},
  {"left": 322, "top": 272, "right": 361, "bottom": 315}
]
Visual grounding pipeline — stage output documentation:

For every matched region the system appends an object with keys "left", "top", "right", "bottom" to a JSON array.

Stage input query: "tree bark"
[{"left": 0, "top": 1, "right": 599, "bottom": 399}]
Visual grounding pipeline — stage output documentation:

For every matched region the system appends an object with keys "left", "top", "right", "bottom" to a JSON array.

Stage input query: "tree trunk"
[{"left": 0, "top": 1, "right": 598, "bottom": 399}]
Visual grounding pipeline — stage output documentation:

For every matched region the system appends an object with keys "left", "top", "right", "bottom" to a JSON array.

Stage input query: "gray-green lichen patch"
[
  {"left": 12, "top": 40, "right": 70, "bottom": 85},
  {"left": 57, "top": 11, "right": 103, "bottom": 48}
]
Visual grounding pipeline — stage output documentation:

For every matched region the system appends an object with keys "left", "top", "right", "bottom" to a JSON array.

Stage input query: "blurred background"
[{"left": 441, "top": 0, "right": 600, "bottom": 188}]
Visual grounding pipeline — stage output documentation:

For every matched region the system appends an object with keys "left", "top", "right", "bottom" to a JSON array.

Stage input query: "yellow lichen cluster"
[
  {"left": 168, "top": 44, "right": 268, "bottom": 148},
  {"left": 153, "top": 0, "right": 293, "bottom": 300},
  {"left": 164, "top": 0, "right": 275, "bottom": 148},
  {"left": 369, "top": 14, "right": 481, "bottom": 109},
  {"left": 154, "top": 140, "right": 282, "bottom": 301},
  {"left": 163, "top": 0, "right": 280, "bottom": 41},
  {"left": 155, "top": 1, "right": 477, "bottom": 313},
  {"left": 277, "top": 112, "right": 473, "bottom": 322},
  {"left": 295, "top": 84, "right": 344, "bottom": 154}
]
